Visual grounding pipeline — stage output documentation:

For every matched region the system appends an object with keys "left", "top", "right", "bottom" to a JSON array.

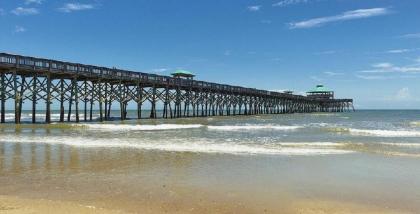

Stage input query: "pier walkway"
[{"left": 0, "top": 53, "right": 354, "bottom": 123}]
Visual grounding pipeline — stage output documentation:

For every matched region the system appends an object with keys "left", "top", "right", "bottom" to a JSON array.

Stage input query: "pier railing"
[{"left": 0, "top": 53, "right": 309, "bottom": 99}]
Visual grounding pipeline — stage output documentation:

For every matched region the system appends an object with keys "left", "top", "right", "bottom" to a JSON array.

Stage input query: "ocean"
[
  {"left": 1, "top": 110, "right": 420, "bottom": 156},
  {"left": 1, "top": 110, "right": 420, "bottom": 213}
]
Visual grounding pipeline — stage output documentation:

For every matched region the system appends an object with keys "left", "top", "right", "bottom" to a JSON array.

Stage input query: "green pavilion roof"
[
  {"left": 307, "top": 85, "right": 333, "bottom": 93},
  {"left": 171, "top": 69, "right": 195, "bottom": 77}
]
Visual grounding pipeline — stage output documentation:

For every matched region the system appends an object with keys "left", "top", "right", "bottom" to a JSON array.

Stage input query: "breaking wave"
[
  {"left": 379, "top": 142, "right": 420, "bottom": 147},
  {"left": 324, "top": 127, "right": 420, "bottom": 137},
  {"left": 82, "top": 124, "right": 204, "bottom": 131},
  {"left": 207, "top": 125, "right": 302, "bottom": 131},
  {"left": 348, "top": 128, "right": 420, "bottom": 137},
  {"left": 0, "top": 135, "right": 352, "bottom": 156}
]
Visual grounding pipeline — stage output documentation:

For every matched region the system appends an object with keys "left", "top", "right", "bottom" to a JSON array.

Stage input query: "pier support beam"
[
  {"left": 84, "top": 81, "right": 87, "bottom": 122},
  {"left": 0, "top": 72, "right": 5, "bottom": 123},
  {"left": 74, "top": 78, "right": 79, "bottom": 123},
  {"left": 118, "top": 83, "right": 123, "bottom": 120},
  {"left": 137, "top": 83, "right": 142, "bottom": 119},
  {"left": 99, "top": 81, "right": 103, "bottom": 122},
  {"left": 104, "top": 83, "right": 108, "bottom": 121},
  {"left": 18, "top": 76, "right": 25, "bottom": 123},
  {"left": 90, "top": 82, "right": 95, "bottom": 121},
  {"left": 150, "top": 86, "right": 157, "bottom": 119},
  {"left": 32, "top": 75, "right": 37, "bottom": 123},
  {"left": 67, "top": 78, "right": 74, "bottom": 122},
  {"left": 107, "top": 84, "right": 113, "bottom": 119},
  {"left": 13, "top": 71, "right": 18, "bottom": 124},
  {"left": 45, "top": 74, "right": 51, "bottom": 123},
  {"left": 59, "top": 78, "right": 65, "bottom": 122}
]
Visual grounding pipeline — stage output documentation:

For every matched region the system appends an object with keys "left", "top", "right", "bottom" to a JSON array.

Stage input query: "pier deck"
[{"left": 0, "top": 53, "right": 354, "bottom": 123}]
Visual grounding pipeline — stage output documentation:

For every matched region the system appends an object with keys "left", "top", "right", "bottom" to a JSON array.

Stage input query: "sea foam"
[
  {"left": 348, "top": 128, "right": 420, "bottom": 137},
  {"left": 83, "top": 123, "right": 204, "bottom": 131},
  {"left": 207, "top": 125, "right": 302, "bottom": 131},
  {"left": 379, "top": 142, "right": 420, "bottom": 147},
  {"left": 0, "top": 135, "right": 352, "bottom": 156}
]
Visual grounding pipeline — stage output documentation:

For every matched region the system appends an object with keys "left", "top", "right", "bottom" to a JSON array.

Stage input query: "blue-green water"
[{"left": 1, "top": 110, "right": 420, "bottom": 156}]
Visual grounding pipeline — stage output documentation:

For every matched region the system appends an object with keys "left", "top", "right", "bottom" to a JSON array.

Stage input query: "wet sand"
[
  {"left": 1, "top": 143, "right": 419, "bottom": 213},
  {"left": 0, "top": 195, "right": 407, "bottom": 214}
]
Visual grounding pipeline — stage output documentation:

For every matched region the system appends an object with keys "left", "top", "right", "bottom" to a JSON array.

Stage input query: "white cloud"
[
  {"left": 223, "top": 50, "right": 232, "bottom": 56},
  {"left": 372, "top": 62, "right": 393, "bottom": 69},
  {"left": 58, "top": 3, "right": 95, "bottom": 13},
  {"left": 0, "top": 8, "right": 5, "bottom": 16},
  {"left": 11, "top": 7, "right": 39, "bottom": 15},
  {"left": 358, "top": 69, "right": 393, "bottom": 74},
  {"left": 357, "top": 62, "right": 420, "bottom": 76},
  {"left": 247, "top": 5, "right": 261, "bottom": 12},
  {"left": 383, "top": 48, "right": 420, "bottom": 54},
  {"left": 273, "top": 0, "right": 309, "bottom": 7},
  {"left": 399, "top": 33, "right": 420, "bottom": 39},
  {"left": 386, "top": 49, "right": 411, "bottom": 54},
  {"left": 310, "top": 76, "right": 323, "bottom": 82},
  {"left": 14, "top": 26, "right": 26, "bottom": 33},
  {"left": 289, "top": 8, "right": 390, "bottom": 29},
  {"left": 395, "top": 66, "right": 420, "bottom": 73},
  {"left": 25, "top": 0, "right": 43, "bottom": 5},
  {"left": 381, "top": 87, "right": 420, "bottom": 103},
  {"left": 395, "top": 87, "right": 411, "bottom": 100},
  {"left": 355, "top": 75, "right": 390, "bottom": 80},
  {"left": 151, "top": 68, "right": 169, "bottom": 73},
  {"left": 324, "top": 71, "right": 343, "bottom": 76}
]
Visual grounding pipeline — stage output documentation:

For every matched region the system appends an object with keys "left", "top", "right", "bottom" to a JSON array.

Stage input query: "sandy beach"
[
  {"left": 1, "top": 112, "right": 420, "bottom": 213},
  {"left": 1, "top": 147, "right": 419, "bottom": 214},
  {"left": 0, "top": 195, "right": 407, "bottom": 214}
]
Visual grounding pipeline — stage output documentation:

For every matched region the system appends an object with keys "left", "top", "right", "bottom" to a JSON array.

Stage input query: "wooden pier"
[{"left": 0, "top": 53, "right": 354, "bottom": 124}]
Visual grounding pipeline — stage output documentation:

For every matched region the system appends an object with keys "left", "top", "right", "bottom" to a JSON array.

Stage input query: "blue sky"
[{"left": 1, "top": 0, "right": 420, "bottom": 109}]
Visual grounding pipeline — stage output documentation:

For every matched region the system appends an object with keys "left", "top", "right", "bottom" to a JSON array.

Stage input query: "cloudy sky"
[{"left": 1, "top": 0, "right": 420, "bottom": 109}]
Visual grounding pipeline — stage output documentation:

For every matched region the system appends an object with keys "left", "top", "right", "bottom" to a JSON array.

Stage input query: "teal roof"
[
  {"left": 171, "top": 69, "right": 195, "bottom": 77},
  {"left": 307, "top": 85, "right": 333, "bottom": 93}
]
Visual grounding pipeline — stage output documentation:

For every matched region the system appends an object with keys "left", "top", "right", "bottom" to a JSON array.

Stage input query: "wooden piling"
[
  {"left": 99, "top": 81, "right": 103, "bottom": 122},
  {"left": 0, "top": 72, "right": 5, "bottom": 123},
  {"left": 84, "top": 80, "right": 87, "bottom": 122},
  {"left": 137, "top": 83, "right": 142, "bottom": 119},
  {"left": 74, "top": 78, "right": 79, "bottom": 123},
  {"left": 90, "top": 82, "right": 94, "bottom": 121},
  {"left": 13, "top": 71, "right": 18, "bottom": 124},
  {"left": 104, "top": 83, "right": 108, "bottom": 121},
  {"left": 150, "top": 86, "right": 156, "bottom": 119},
  {"left": 32, "top": 75, "right": 37, "bottom": 123},
  {"left": 67, "top": 78, "right": 74, "bottom": 122},
  {"left": 59, "top": 78, "right": 65, "bottom": 122},
  {"left": 118, "top": 83, "right": 123, "bottom": 120},
  {"left": 106, "top": 85, "right": 110, "bottom": 119},
  {"left": 45, "top": 74, "right": 51, "bottom": 123}
]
